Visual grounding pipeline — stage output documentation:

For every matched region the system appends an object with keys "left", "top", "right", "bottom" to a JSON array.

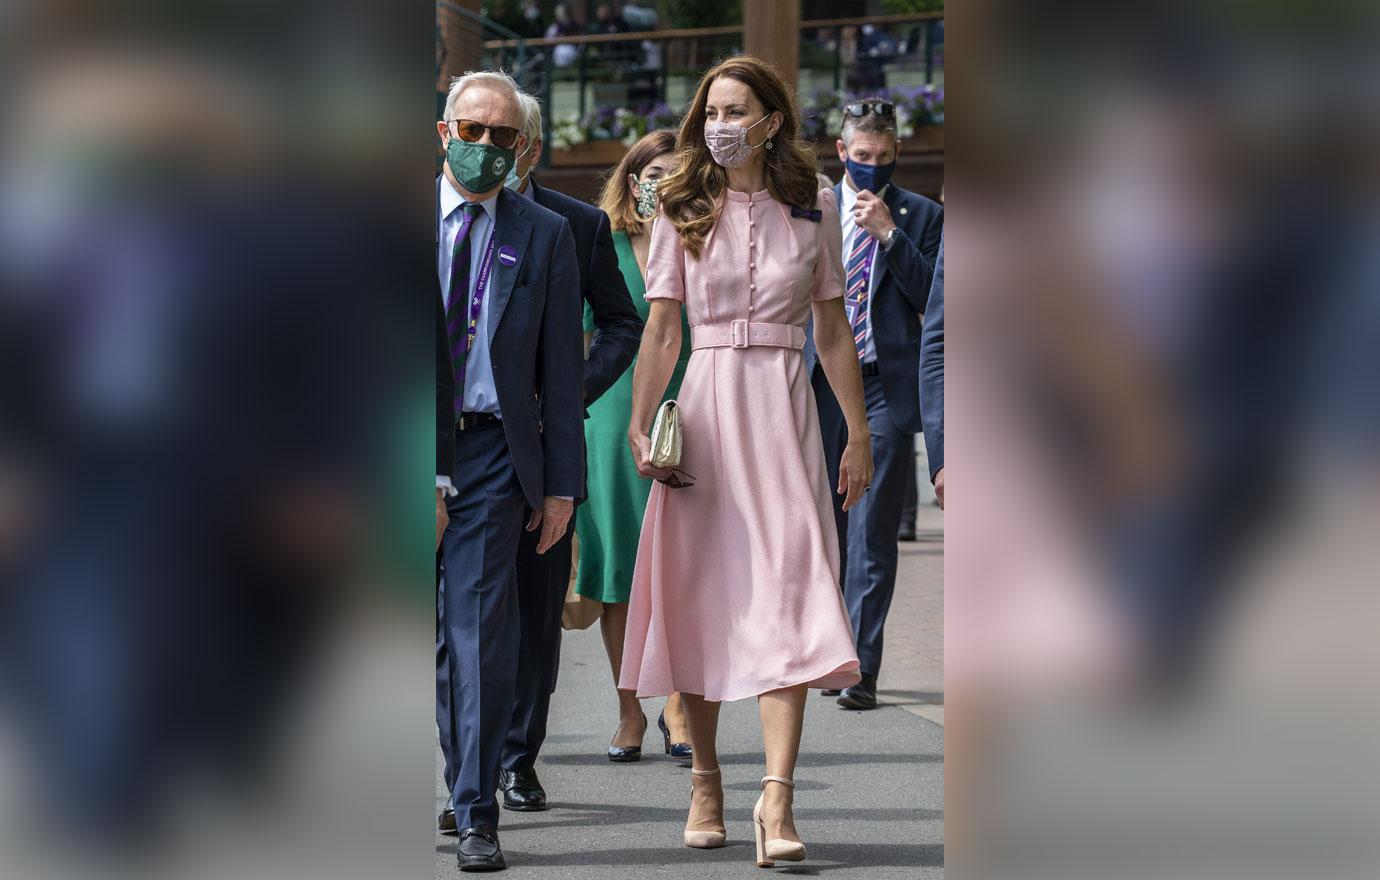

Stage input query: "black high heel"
[
  {"left": 657, "top": 710, "right": 693, "bottom": 765},
  {"left": 607, "top": 712, "right": 646, "bottom": 763}
]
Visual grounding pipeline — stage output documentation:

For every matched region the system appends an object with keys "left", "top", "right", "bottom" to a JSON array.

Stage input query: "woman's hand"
[
  {"left": 629, "top": 431, "right": 675, "bottom": 481},
  {"left": 837, "top": 436, "right": 874, "bottom": 512}
]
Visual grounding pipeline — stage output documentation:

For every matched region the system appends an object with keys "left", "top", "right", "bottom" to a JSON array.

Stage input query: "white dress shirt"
[
  {"left": 438, "top": 177, "right": 501, "bottom": 416},
  {"left": 839, "top": 178, "right": 889, "bottom": 365}
]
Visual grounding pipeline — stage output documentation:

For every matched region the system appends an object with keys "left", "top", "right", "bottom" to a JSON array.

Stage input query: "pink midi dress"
[{"left": 618, "top": 187, "right": 863, "bottom": 702}]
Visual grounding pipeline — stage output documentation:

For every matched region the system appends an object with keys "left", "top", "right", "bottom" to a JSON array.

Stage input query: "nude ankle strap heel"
[
  {"left": 754, "top": 776, "right": 806, "bottom": 867},
  {"left": 683, "top": 767, "right": 727, "bottom": 849}
]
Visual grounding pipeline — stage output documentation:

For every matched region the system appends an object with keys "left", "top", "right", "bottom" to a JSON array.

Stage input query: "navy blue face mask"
[{"left": 845, "top": 156, "right": 896, "bottom": 194}]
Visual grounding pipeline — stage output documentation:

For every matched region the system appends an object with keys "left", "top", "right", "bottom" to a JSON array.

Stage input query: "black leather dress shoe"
[
  {"left": 837, "top": 672, "right": 879, "bottom": 710},
  {"left": 821, "top": 688, "right": 842, "bottom": 697},
  {"left": 898, "top": 523, "right": 917, "bottom": 541},
  {"left": 498, "top": 767, "right": 547, "bottom": 812},
  {"left": 438, "top": 806, "right": 457, "bottom": 835},
  {"left": 457, "top": 826, "right": 505, "bottom": 872}
]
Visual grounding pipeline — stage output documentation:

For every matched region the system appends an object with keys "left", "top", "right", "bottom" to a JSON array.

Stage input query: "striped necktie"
[
  {"left": 445, "top": 202, "right": 484, "bottom": 416},
  {"left": 845, "top": 224, "right": 877, "bottom": 360}
]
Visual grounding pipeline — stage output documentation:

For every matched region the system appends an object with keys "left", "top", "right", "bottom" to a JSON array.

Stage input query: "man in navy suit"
[
  {"left": 495, "top": 92, "right": 643, "bottom": 812},
  {"left": 921, "top": 238, "right": 944, "bottom": 509},
  {"left": 804, "top": 99, "right": 943, "bottom": 710},
  {"left": 435, "top": 70, "right": 584, "bottom": 872}
]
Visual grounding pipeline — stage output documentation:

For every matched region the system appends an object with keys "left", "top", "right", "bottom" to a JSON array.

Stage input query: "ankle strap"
[
  {"left": 691, "top": 766, "right": 720, "bottom": 777},
  {"left": 761, "top": 775, "right": 795, "bottom": 788}
]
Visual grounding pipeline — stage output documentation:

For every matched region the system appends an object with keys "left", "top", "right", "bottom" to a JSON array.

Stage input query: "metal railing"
[{"left": 437, "top": 9, "right": 944, "bottom": 167}]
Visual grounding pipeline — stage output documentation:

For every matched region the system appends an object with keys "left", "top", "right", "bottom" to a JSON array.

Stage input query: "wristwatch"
[{"left": 883, "top": 227, "right": 899, "bottom": 250}]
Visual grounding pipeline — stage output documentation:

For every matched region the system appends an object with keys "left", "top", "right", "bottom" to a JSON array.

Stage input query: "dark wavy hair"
[
  {"left": 658, "top": 55, "right": 819, "bottom": 258},
  {"left": 598, "top": 129, "right": 678, "bottom": 234}
]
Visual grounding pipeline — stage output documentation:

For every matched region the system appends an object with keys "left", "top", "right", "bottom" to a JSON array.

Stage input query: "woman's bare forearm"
[
  {"left": 811, "top": 299, "right": 870, "bottom": 441},
  {"left": 628, "top": 300, "right": 683, "bottom": 437}
]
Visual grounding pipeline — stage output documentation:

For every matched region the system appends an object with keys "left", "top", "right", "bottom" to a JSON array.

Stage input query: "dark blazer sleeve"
[
  {"left": 437, "top": 293, "right": 454, "bottom": 479},
  {"left": 883, "top": 196, "right": 944, "bottom": 314},
  {"left": 919, "top": 238, "right": 944, "bottom": 480},
  {"left": 540, "top": 219, "right": 587, "bottom": 499},
  {"left": 581, "top": 210, "right": 643, "bottom": 407}
]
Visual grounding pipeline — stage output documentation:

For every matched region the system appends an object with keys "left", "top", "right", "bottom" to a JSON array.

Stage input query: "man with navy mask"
[
  {"left": 435, "top": 69, "right": 583, "bottom": 872},
  {"left": 804, "top": 98, "right": 943, "bottom": 711}
]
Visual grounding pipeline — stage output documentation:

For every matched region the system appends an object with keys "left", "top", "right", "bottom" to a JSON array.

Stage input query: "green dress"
[{"left": 575, "top": 230, "right": 692, "bottom": 603}]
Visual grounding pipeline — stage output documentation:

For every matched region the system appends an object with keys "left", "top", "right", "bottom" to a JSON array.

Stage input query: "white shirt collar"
[{"left": 439, "top": 175, "right": 500, "bottom": 221}]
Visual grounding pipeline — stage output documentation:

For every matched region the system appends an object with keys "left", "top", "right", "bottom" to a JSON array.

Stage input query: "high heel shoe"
[
  {"left": 657, "top": 710, "right": 693, "bottom": 765},
  {"left": 753, "top": 775, "right": 806, "bottom": 868},
  {"left": 683, "top": 767, "right": 727, "bottom": 849},
  {"left": 606, "top": 712, "right": 646, "bottom": 762}
]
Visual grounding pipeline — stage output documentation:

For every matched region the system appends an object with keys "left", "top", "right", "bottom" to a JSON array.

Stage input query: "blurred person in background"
[
  {"left": 546, "top": 3, "right": 582, "bottom": 69},
  {"left": 806, "top": 97, "right": 943, "bottom": 711},
  {"left": 620, "top": 55, "right": 872, "bottom": 868},
  {"left": 435, "top": 69, "right": 583, "bottom": 872},
  {"left": 485, "top": 89, "right": 642, "bottom": 814},
  {"left": 579, "top": 129, "right": 694, "bottom": 766},
  {"left": 0, "top": 52, "right": 402, "bottom": 854}
]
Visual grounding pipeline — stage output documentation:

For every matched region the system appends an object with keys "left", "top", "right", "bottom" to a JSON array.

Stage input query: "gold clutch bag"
[{"left": 648, "top": 400, "right": 682, "bottom": 469}]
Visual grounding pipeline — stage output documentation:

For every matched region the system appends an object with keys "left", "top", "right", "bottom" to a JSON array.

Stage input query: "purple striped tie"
[
  {"left": 845, "top": 225, "right": 876, "bottom": 359},
  {"left": 445, "top": 203, "right": 483, "bottom": 416}
]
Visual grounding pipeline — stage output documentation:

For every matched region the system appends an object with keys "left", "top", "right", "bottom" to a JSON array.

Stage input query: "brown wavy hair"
[
  {"left": 598, "top": 129, "right": 678, "bottom": 234},
  {"left": 658, "top": 55, "right": 820, "bottom": 258}
]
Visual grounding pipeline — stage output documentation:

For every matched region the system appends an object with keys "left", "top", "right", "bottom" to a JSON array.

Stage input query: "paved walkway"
[{"left": 436, "top": 499, "right": 944, "bottom": 878}]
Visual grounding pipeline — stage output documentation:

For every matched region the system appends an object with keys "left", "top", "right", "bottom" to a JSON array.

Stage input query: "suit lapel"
[{"left": 485, "top": 186, "right": 534, "bottom": 342}]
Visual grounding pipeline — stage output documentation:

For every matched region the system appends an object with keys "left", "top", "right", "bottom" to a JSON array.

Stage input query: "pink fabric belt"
[{"left": 690, "top": 320, "right": 806, "bottom": 352}]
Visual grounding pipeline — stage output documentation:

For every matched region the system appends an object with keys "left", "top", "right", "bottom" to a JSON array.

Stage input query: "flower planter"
[{"left": 550, "top": 138, "right": 628, "bottom": 168}]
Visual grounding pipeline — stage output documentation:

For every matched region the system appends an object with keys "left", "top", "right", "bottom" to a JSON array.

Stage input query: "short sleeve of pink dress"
[
  {"left": 811, "top": 187, "right": 846, "bottom": 302},
  {"left": 642, "top": 213, "right": 685, "bottom": 302}
]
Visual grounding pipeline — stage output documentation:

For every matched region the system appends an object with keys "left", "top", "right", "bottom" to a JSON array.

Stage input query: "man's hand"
[
  {"left": 837, "top": 436, "right": 875, "bottom": 512},
  {"left": 853, "top": 189, "right": 896, "bottom": 242},
  {"left": 436, "top": 487, "right": 448, "bottom": 551},
  {"left": 526, "top": 496, "right": 574, "bottom": 555},
  {"left": 934, "top": 467, "right": 945, "bottom": 510}
]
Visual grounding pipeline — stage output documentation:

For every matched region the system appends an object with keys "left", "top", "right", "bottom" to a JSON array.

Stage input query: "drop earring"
[{"left": 765, "top": 138, "right": 774, "bottom": 150}]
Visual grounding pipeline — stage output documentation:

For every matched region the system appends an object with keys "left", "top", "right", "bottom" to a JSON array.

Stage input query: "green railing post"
[
  {"left": 832, "top": 26, "right": 842, "bottom": 92},
  {"left": 924, "top": 19, "right": 934, "bottom": 85}
]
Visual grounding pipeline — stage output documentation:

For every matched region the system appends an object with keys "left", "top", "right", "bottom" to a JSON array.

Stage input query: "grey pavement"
[{"left": 437, "top": 490, "right": 944, "bottom": 878}]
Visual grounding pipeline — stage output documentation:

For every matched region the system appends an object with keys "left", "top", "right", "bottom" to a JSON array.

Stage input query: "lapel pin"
[
  {"left": 498, "top": 245, "right": 519, "bottom": 266},
  {"left": 900, "top": 206, "right": 908, "bottom": 215}
]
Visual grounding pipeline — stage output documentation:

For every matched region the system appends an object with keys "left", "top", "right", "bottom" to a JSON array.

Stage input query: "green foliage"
[
  {"left": 881, "top": 0, "right": 944, "bottom": 12},
  {"left": 663, "top": 0, "right": 744, "bottom": 29}
]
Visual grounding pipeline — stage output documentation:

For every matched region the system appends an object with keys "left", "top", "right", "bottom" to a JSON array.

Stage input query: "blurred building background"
[{"left": 437, "top": 0, "right": 944, "bottom": 201}]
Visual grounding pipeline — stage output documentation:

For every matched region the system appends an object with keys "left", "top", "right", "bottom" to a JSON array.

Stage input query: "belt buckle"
[{"left": 730, "top": 319, "right": 749, "bottom": 349}]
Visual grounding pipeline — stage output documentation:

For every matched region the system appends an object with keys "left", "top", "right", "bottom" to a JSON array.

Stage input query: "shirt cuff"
[{"left": 437, "top": 475, "right": 457, "bottom": 497}]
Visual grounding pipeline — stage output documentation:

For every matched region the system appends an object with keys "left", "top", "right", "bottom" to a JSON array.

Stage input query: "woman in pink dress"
[{"left": 620, "top": 55, "right": 874, "bottom": 868}]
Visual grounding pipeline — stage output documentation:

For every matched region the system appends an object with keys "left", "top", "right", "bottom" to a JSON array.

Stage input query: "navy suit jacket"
[
  {"left": 805, "top": 182, "right": 943, "bottom": 435},
  {"left": 919, "top": 237, "right": 944, "bottom": 479},
  {"left": 528, "top": 177, "right": 643, "bottom": 410},
  {"left": 437, "top": 293, "right": 455, "bottom": 479},
  {"left": 438, "top": 182, "right": 585, "bottom": 508}
]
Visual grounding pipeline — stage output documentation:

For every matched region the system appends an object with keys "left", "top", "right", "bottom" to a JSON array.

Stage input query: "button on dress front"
[{"left": 618, "top": 187, "right": 863, "bottom": 702}]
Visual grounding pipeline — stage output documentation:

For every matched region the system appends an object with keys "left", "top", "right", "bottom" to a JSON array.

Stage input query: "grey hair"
[
  {"left": 517, "top": 91, "right": 543, "bottom": 144},
  {"left": 443, "top": 70, "right": 524, "bottom": 122},
  {"left": 840, "top": 104, "right": 898, "bottom": 147}
]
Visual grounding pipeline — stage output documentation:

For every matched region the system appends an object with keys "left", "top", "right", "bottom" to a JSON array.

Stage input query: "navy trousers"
[
  {"left": 437, "top": 422, "right": 525, "bottom": 830},
  {"left": 502, "top": 524, "right": 572, "bottom": 772},
  {"left": 812, "top": 365, "right": 851, "bottom": 588},
  {"left": 813, "top": 366, "right": 914, "bottom": 677}
]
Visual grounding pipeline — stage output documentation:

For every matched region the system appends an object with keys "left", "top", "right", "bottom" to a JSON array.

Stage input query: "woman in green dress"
[{"left": 578, "top": 130, "right": 694, "bottom": 763}]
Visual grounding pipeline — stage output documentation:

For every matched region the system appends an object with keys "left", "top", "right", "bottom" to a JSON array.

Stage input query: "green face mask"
[{"left": 445, "top": 137, "right": 515, "bottom": 194}]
